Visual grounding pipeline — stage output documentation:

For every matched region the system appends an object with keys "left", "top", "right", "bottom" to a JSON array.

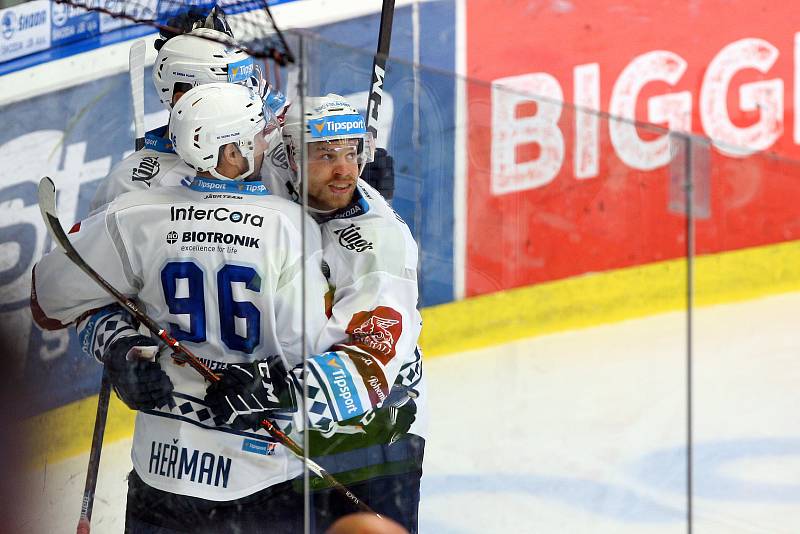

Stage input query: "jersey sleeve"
[
  {"left": 31, "top": 206, "right": 140, "bottom": 329},
  {"left": 272, "top": 212, "right": 329, "bottom": 364},
  {"left": 289, "top": 218, "right": 421, "bottom": 429}
]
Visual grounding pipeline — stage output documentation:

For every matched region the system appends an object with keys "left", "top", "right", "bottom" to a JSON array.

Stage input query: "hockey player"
[
  {"left": 265, "top": 94, "right": 427, "bottom": 532},
  {"left": 31, "top": 83, "right": 330, "bottom": 532},
  {"left": 90, "top": 25, "right": 290, "bottom": 211}
]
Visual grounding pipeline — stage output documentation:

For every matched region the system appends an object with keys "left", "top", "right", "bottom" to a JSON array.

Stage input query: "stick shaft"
[
  {"left": 129, "top": 41, "right": 146, "bottom": 151},
  {"left": 75, "top": 371, "right": 111, "bottom": 533},
  {"left": 365, "top": 0, "right": 396, "bottom": 140}
]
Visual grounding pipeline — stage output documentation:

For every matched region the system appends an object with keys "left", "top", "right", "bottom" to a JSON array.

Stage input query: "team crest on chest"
[{"left": 333, "top": 223, "right": 374, "bottom": 252}]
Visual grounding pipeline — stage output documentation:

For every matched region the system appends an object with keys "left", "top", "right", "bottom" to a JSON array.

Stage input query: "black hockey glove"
[
  {"left": 363, "top": 386, "right": 417, "bottom": 445},
  {"left": 204, "top": 356, "right": 296, "bottom": 431},
  {"left": 103, "top": 335, "right": 174, "bottom": 411},
  {"left": 362, "top": 148, "right": 395, "bottom": 201}
]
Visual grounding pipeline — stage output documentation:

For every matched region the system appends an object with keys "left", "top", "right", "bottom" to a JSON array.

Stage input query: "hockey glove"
[
  {"left": 362, "top": 386, "right": 418, "bottom": 445},
  {"left": 103, "top": 335, "right": 174, "bottom": 411},
  {"left": 204, "top": 356, "right": 297, "bottom": 431},
  {"left": 362, "top": 148, "right": 395, "bottom": 201}
]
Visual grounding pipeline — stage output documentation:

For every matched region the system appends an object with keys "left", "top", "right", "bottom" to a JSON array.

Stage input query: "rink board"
[{"left": 465, "top": 0, "right": 800, "bottom": 296}]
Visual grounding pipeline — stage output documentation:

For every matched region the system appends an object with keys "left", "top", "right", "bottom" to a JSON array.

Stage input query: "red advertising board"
[{"left": 465, "top": 1, "right": 800, "bottom": 296}]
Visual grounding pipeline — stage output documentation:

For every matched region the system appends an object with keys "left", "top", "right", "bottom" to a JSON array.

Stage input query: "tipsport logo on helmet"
[
  {"left": 308, "top": 115, "right": 366, "bottom": 138},
  {"left": 228, "top": 58, "right": 254, "bottom": 83}
]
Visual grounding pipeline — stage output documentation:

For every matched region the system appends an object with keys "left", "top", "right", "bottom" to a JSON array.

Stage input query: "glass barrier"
[
  {"left": 4, "top": 22, "right": 799, "bottom": 534},
  {"left": 691, "top": 142, "right": 800, "bottom": 531},
  {"left": 296, "top": 32, "right": 693, "bottom": 534}
]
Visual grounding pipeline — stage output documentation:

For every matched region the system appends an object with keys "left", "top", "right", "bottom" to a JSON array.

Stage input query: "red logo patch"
[
  {"left": 69, "top": 221, "right": 81, "bottom": 234},
  {"left": 346, "top": 306, "right": 403, "bottom": 364}
]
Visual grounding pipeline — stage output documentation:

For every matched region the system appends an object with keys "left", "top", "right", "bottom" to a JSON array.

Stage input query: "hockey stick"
[
  {"left": 77, "top": 46, "right": 146, "bottom": 530},
  {"left": 365, "top": 0, "right": 395, "bottom": 141},
  {"left": 75, "top": 372, "right": 111, "bottom": 534},
  {"left": 37, "top": 177, "right": 376, "bottom": 516},
  {"left": 129, "top": 40, "right": 146, "bottom": 151},
  {"left": 261, "top": 1, "right": 295, "bottom": 66}
]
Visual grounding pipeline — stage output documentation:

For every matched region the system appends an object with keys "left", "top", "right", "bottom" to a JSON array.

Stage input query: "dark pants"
[
  {"left": 125, "top": 470, "right": 304, "bottom": 533},
  {"left": 308, "top": 433, "right": 425, "bottom": 534},
  {"left": 125, "top": 435, "right": 424, "bottom": 534},
  {"left": 311, "top": 467, "right": 422, "bottom": 534}
]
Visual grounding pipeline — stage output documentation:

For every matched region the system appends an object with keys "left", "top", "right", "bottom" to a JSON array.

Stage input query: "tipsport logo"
[
  {"left": 307, "top": 115, "right": 366, "bottom": 138},
  {"left": 228, "top": 58, "right": 254, "bottom": 83}
]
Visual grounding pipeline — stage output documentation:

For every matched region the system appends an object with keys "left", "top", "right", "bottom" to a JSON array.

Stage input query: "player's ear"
[{"left": 219, "top": 143, "right": 241, "bottom": 166}]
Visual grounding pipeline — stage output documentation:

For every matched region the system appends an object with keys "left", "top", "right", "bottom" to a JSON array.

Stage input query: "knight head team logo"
[{"left": 347, "top": 306, "right": 403, "bottom": 364}]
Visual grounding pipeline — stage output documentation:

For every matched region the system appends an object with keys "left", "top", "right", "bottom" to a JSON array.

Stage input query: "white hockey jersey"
[
  {"left": 90, "top": 127, "right": 194, "bottom": 212},
  {"left": 297, "top": 180, "right": 428, "bottom": 441},
  {"left": 91, "top": 126, "right": 296, "bottom": 214},
  {"left": 33, "top": 177, "right": 330, "bottom": 500}
]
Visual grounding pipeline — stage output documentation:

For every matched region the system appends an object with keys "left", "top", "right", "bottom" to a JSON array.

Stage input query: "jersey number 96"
[{"left": 161, "top": 261, "right": 261, "bottom": 353}]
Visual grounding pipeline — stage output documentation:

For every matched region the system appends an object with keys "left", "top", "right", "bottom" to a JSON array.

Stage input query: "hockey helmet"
[
  {"left": 152, "top": 28, "right": 261, "bottom": 110},
  {"left": 280, "top": 93, "right": 375, "bottom": 197},
  {"left": 169, "top": 83, "right": 282, "bottom": 181}
]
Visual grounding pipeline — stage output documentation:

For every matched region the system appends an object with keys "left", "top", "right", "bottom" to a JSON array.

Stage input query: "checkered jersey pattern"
[
  {"left": 396, "top": 345, "right": 424, "bottom": 392},
  {"left": 288, "top": 368, "right": 335, "bottom": 432},
  {"left": 76, "top": 305, "right": 140, "bottom": 362},
  {"left": 146, "top": 392, "right": 295, "bottom": 440}
]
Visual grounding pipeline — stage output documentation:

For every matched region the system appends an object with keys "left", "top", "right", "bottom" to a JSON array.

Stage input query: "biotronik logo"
[{"left": 166, "top": 231, "right": 178, "bottom": 244}]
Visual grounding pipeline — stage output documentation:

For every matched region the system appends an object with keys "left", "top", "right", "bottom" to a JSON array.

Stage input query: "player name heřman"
[
  {"left": 148, "top": 441, "right": 232, "bottom": 488},
  {"left": 170, "top": 205, "right": 264, "bottom": 227}
]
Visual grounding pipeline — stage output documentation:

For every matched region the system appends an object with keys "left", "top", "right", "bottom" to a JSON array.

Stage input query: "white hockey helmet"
[
  {"left": 152, "top": 27, "right": 261, "bottom": 109},
  {"left": 169, "top": 83, "right": 282, "bottom": 181},
  {"left": 281, "top": 93, "right": 375, "bottom": 196}
]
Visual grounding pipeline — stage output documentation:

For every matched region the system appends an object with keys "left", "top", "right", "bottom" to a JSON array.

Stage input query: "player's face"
[{"left": 306, "top": 139, "right": 360, "bottom": 211}]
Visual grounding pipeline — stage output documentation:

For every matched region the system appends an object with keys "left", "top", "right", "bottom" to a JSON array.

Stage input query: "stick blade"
[{"left": 37, "top": 176, "right": 71, "bottom": 255}]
